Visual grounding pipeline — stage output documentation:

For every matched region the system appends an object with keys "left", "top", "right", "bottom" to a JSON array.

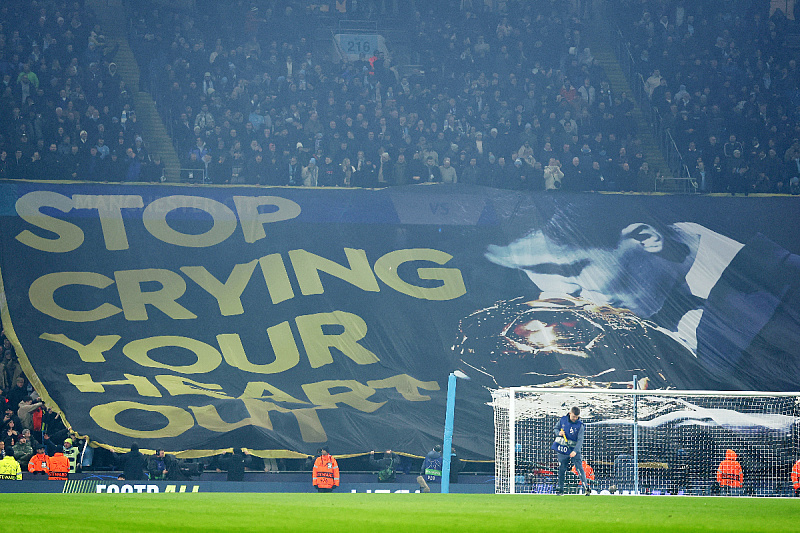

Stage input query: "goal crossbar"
[{"left": 505, "top": 388, "right": 800, "bottom": 397}]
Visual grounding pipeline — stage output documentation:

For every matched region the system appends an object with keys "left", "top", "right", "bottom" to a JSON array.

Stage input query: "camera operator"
[{"left": 147, "top": 449, "right": 203, "bottom": 481}]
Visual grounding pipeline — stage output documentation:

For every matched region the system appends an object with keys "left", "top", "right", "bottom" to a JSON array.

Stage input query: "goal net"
[{"left": 492, "top": 387, "right": 800, "bottom": 496}]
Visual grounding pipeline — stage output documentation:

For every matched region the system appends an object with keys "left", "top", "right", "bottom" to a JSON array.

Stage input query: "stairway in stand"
[
  {"left": 584, "top": 18, "right": 679, "bottom": 192},
  {"left": 88, "top": 0, "right": 181, "bottom": 182}
]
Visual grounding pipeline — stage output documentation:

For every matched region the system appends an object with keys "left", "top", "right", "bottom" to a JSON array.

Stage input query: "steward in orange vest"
[
  {"left": 791, "top": 459, "right": 800, "bottom": 497},
  {"left": 46, "top": 452, "right": 70, "bottom": 480},
  {"left": 716, "top": 449, "right": 743, "bottom": 494},
  {"left": 28, "top": 444, "right": 49, "bottom": 475},
  {"left": 312, "top": 447, "right": 339, "bottom": 492},
  {"left": 571, "top": 460, "right": 595, "bottom": 485}
]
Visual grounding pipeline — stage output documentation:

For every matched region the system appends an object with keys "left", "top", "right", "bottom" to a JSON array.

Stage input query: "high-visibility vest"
[
  {"left": 312, "top": 454, "right": 339, "bottom": 489},
  {"left": 46, "top": 453, "right": 70, "bottom": 480},
  {"left": 791, "top": 460, "right": 800, "bottom": 490},
  {"left": 0, "top": 456, "right": 22, "bottom": 480},
  {"left": 571, "top": 461, "right": 595, "bottom": 483},
  {"left": 63, "top": 446, "right": 79, "bottom": 473},
  {"left": 28, "top": 453, "right": 50, "bottom": 473},
  {"left": 716, "top": 450, "right": 743, "bottom": 488}
]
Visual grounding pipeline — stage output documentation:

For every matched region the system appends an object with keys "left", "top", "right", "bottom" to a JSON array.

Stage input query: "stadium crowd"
[
  {"left": 120, "top": 0, "right": 800, "bottom": 194},
  {"left": 131, "top": 0, "right": 651, "bottom": 190},
  {"left": 0, "top": 327, "right": 91, "bottom": 480},
  {"left": 0, "top": 0, "right": 164, "bottom": 183},
  {"left": 613, "top": 0, "right": 800, "bottom": 193},
  {"left": 0, "top": 0, "right": 798, "bottom": 193}
]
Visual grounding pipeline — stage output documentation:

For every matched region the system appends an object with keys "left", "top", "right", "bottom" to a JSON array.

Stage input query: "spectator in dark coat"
[
  {"left": 119, "top": 442, "right": 148, "bottom": 481},
  {"left": 216, "top": 448, "right": 252, "bottom": 481}
]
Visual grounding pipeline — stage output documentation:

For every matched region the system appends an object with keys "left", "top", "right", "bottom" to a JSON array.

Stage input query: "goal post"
[{"left": 492, "top": 387, "right": 800, "bottom": 496}]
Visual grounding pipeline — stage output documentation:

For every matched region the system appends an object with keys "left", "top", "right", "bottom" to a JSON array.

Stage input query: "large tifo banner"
[{"left": 0, "top": 181, "right": 798, "bottom": 460}]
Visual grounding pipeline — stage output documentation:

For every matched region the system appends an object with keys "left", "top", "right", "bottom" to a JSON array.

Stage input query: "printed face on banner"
[
  {"left": 485, "top": 224, "right": 681, "bottom": 319},
  {"left": 475, "top": 208, "right": 800, "bottom": 394}
]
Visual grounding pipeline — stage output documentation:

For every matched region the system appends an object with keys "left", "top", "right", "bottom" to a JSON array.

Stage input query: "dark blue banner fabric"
[{"left": 1, "top": 182, "right": 798, "bottom": 459}]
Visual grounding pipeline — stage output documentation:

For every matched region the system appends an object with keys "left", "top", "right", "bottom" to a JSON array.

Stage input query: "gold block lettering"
[
  {"left": 367, "top": 374, "right": 440, "bottom": 401},
  {"left": 142, "top": 195, "right": 237, "bottom": 248},
  {"left": 233, "top": 196, "right": 301, "bottom": 243},
  {"left": 68, "top": 373, "right": 161, "bottom": 397},
  {"left": 89, "top": 401, "right": 194, "bottom": 438},
  {"left": 295, "top": 311, "right": 379, "bottom": 368},
  {"left": 40, "top": 333, "right": 121, "bottom": 362},
  {"left": 115, "top": 269, "right": 196, "bottom": 321},
  {"left": 190, "top": 402, "right": 273, "bottom": 432},
  {"left": 155, "top": 375, "right": 232, "bottom": 399},
  {"left": 15, "top": 191, "right": 83, "bottom": 253},
  {"left": 289, "top": 248, "right": 380, "bottom": 295},
  {"left": 240, "top": 399, "right": 328, "bottom": 443},
  {"left": 218, "top": 327, "right": 299, "bottom": 374},
  {"left": 374, "top": 248, "right": 466, "bottom": 301},
  {"left": 72, "top": 194, "right": 144, "bottom": 251},
  {"left": 29, "top": 272, "right": 121, "bottom": 322},
  {"left": 302, "top": 379, "right": 385, "bottom": 413},
  {"left": 123, "top": 336, "right": 221, "bottom": 374},
  {"left": 239, "top": 381, "right": 307, "bottom": 404},
  {"left": 181, "top": 260, "right": 258, "bottom": 316},
  {"left": 257, "top": 254, "right": 295, "bottom": 304}
]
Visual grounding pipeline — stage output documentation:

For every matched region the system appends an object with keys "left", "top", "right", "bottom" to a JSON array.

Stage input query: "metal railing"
[
  {"left": 330, "top": 29, "right": 347, "bottom": 61},
  {"left": 338, "top": 19, "right": 378, "bottom": 32},
  {"left": 609, "top": 27, "right": 695, "bottom": 193},
  {"left": 179, "top": 168, "right": 206, "bottom": 184},
  {"left": 654, "top": 174, "right": 697, "bottom": 193}
]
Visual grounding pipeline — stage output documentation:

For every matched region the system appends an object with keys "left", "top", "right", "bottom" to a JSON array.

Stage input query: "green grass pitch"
[{"left": 3, "top": 493, "right": 799, "bottom": 532}]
